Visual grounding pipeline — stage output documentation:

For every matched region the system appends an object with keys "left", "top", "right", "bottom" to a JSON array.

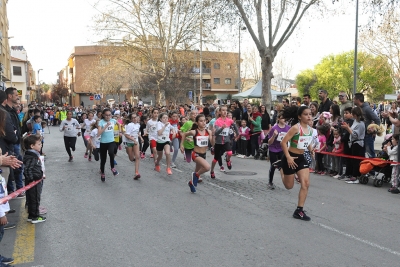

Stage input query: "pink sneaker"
[
  {"left": 84, "top": 153, "right": 88, "bottom": 158},
  {"left": 140, "top": 152, "right": 145, "bottom": 159},
  {"left": 39, "top": 206, "right": 47, "bottom": 215}
]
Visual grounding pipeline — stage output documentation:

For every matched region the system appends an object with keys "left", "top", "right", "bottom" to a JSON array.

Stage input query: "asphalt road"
[{"left": 2, "top": 128, "right": 399, "bottom": 267}]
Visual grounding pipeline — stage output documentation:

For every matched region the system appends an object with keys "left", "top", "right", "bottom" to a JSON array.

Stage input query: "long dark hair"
[
  {"left": 191, "top": 114, "right": 205, "bottom": 130},
  {"left": 282, "top": 105, "right": 309, "bottom": 126}
]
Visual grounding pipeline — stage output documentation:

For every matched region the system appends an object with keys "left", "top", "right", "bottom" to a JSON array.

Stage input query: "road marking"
[
  {"left": 312, "top": 221, "right": 400, "bottom": 257},
  {"left": 12, "top": 200, "right": 35, "bottom": 264},
  {"left": 161, "top": 163, "right": 182, "bottom": 172},
  {"left": 207, "top": 182, "right": 253, "bottom": 200}
]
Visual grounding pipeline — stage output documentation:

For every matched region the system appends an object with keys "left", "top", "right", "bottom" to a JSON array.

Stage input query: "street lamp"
[
  {"left": 238, "top": 26, "right": 247, "bottom": 93},
  {"left": 38, "top": 69, "right": 43, "bottom": 104}
]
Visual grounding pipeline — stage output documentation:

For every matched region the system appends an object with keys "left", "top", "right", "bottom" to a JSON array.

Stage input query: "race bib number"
[
  {"left": 114, "top": 130, "right": 119, "bottom": 137},
  {"left": 297, "top": 136, "right": 312, "bottom": 149},
  {"left": 150, "top": 126, "right": 156, "bottom": 133},
  {"left": 277, "top": 132, "right": 286, "bottom": 142},
  {"left": 105, "top": 125, "right": 113, "bottom": 132},
  {"left": 219, "top": 128, "right": 229, "bottom": 136},
  {"left": 196, "top": 136, "right": 208, "bottom": 147}
]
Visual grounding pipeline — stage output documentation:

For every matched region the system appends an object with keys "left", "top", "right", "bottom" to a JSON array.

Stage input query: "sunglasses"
[{"left": 338, "top": 95, "right": 345, "bottom": 97}]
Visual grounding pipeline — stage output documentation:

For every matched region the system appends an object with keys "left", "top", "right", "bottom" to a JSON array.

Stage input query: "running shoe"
[
  {"left": 134, "top": 173, "right": 141, "bottom": 180},
  {"left": 309, "top": 168, "right": 315, "bottom": 173},
  {"left": 101, "top": 173, "right": 105, "bottom": 182},
  {"left": 210, "top": 171, "right": 216, "bottom": 179},
  {"left": 39, "top": 206, "right": 47, "bottom": 215},
  {"left": 320, "top": 171, "right": 326, "bottom": 176},
  {"left": 68, "top": 156, "right": 73, "bottom": 162},
  {"left": 272, "top": 160, "right": 282, "bottom": 170},
  {"left": 226, "top": 160, "right": 232, "bottom": 170},
  {"left": 154, "top": 165, "right": 160, "bottom": 172},
  {"left": 171, "top": 162, "right": 177, "bottom": 168},
  {"left": 188, "top": 181, "right": 196, "bottom": 193},
  {"left": 111, "top": 168, "right": 119, "bottom": 176},
  {"left": 0, "top": 255, "right": 14, "bottom": 264},
  {"left": 150, "top": 154, "right": 154, "bottom": 158},
  {"left": 340, "top": 176, "right": 351, "bottom": 181},
  {"left": 114, "top": 159, "right": 118, "bottom": 165},
  {"left": 346, "top": 177, "right": 359, "bottom": 184},
  {"left": 293, "top": 209, "right": 311, "bottom": 221},
  {"left": 88, "top": 156, "right": 92, "bottom": 162},
  {"left": 30, "top": 216, "right": 46, "bottom": 224},
  {"left": 333, "top": 174, "right": 341, "bottom": 179},
  {"left": 220, "top": 166, "right": 225, "bottom": 172},
  {"left": 390, "top": 188, "right": 400, "bottom": 194},
  {"left": 267, "top": 183, "right": 276, "bottom": 190},
  {"left": 192, "top": 172, "right": 199, "bottom": 187},
  {"left": 84, "top": 153, "right": 88, "bottom": 158},
  {"left": 247, "top": 155, "right": 254, "bottom": 159},
  {"left": 140, "top": 152, "right": 145, "bottom": 159},
  {"left": 198, "top": 177, "right": 203, "bottom": 183},
  {"left": 167, "top": 168, "right": 172, "bottom": 175}
]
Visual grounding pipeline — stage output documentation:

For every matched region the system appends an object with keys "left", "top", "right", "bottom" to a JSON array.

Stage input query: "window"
[
  {"left": 214, "top": 78, "right": 220, "bottom": 84},
  {"left": 13, "top": 66, "right": 22, "bottom": 76},
  {"left": 226, "top": 64, "right": 231, "bottom": 70},
  {"left": 225, "top": 78, "right": 231, "bottom": 85},
  {"left": 214, "top": 63, "right": 220, "bottom": 69}
]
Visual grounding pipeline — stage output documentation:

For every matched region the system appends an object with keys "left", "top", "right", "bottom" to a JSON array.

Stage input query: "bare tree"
[
  {"left": 242, "top": 47, "right": 261, "bottom": 86},
  {"left": 230, "top": 0, "right": 329, "bottom": 110},
  {"left": 272, "top": 54, "right": 293, "bottom": 92}
]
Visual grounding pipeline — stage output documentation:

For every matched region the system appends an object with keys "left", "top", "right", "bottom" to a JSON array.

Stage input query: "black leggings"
[
  {"left": 100, "top": 142, "right": 116, "bottom": 173},
  {"left": 269, "top": 151, "right": 283, "bottom": 184},
  {"left": 214, "top": 143, "right": 231, "bottom": 166},
  {"left": 92, "top": 148, "right": 100, "bottom": 161},
  {"left": 113, "top": 141, "right": 121, "bottom": 155},
  {"left": 141, "top": 136, "right": 149, "bottom": 153},
  {"left": 64, "top": 136, "right": 77, "bottom": 157},
  {"left": 250, "top": 132, "right": 261, "bottom": 156}
]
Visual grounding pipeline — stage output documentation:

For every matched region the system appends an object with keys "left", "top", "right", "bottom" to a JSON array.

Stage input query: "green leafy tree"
[{"left": 295, "top": 69, "right": 317, "bottom": 98}]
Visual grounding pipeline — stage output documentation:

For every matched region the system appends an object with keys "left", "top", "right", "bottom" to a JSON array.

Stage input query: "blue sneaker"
[
  {"left": 188, "top": 181, "right": 196, "bottom": 193},
  {"left": 192, "top": 172, "right": 199, "bottom": 187},
  {"left": 111, "top": 168, "right": 119, "bottom": 176},
  {"left": 0, "top": 255, "right": 14, "bottom": 264},
  {"left": 114, "top": 159, "right": 118, "bottom": 165}
]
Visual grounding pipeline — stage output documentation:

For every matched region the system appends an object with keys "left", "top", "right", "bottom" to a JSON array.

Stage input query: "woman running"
[
  {"left": 280, "top": 106, "right": 314, "bottom": 221},
  {"left": 210, "top": 105, "right": 238, "bottom": 178},
  {"left": 169, "top": 111, "right": 181, "bottom": 168},
  {"left": 146, "top": 108, "right": 159, "bottom": 162},
  {"left": 180, "top": 114, "right": 214, "bottom": 193},
  {"left": 125, "top": 113, "right": 143, "bottom": 180},
  {"left": 154, "top": 113, "right": 176, "bottom": 175},
  {"left": 83, "top": 112, "right": 96, "bottom": 160},
  {"left": 97, "top": 109, "right": 121, "bottom": 182},
  {"left": 59, "top": 111, "right": 80, "bottom": 162}
]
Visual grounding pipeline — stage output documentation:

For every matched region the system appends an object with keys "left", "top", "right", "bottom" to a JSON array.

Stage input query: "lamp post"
[
  {"left": 38, "top": 69, "right": 43, "bottom": 104},
  {"left": 353, "top": 0, "right": 359, "bottom": 98},
  {"left": 238, "top": 26, "right": 247, "bottom": 93}
]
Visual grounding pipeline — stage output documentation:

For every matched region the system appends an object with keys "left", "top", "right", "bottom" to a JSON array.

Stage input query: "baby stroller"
[
  {"left": 257, "top": 136, "right": 269, "bottom": 160},
  {"left": 358, "top": 151, "right": 392, "bottom": 186}
]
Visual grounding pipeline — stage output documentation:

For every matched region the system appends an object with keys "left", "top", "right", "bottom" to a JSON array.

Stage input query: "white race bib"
[
  {"left": 297, "top": 136, "right": 312, "bottom": 149},
  {"left": 277, "top": 132, "right": 286, "bottom": 142},
  {"left": 196, "top": 136, "right": 208, "bottom": 147},
  {"left": 219, "top": 128, "right": 229, "bottom": 136}
]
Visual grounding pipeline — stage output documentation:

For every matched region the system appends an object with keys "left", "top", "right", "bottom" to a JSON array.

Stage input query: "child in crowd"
[
  {"left": 237, "top": 119, "right": 250, "bottom": 158},
  {"left": 386, "top": 134, "right": 399, "bottom": 193},
  {"left": 23, "top": 135, "right": 46, "bottom": 224},
  {"left": 315, "top": 124, "right": 329, "bottom": 175},
  {"left": 308, "top": 120, "right": 319, "bottom": 173},
  {"left": 338, "top": 107, "right": 354, "bottom": 180},
  {"left": 89, "top": 120, "right": 100, "bottom": 161},
  {"left": 331, "top": 128, "right": 344, "bottom": 178},
  {"left": 32, "top": 115, "right": 45, "bottom": 155}
]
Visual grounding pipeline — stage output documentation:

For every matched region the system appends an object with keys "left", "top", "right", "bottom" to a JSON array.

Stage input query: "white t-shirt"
[
  {"left": 114, "top": 109, "right": 121, "bottom": 115},
  {"left": 157, "top": 122, "right": 172, "bottom": 143},
  {"left": 125, "top": 122, "right": 140, "bottom": 143},
  {"left": 84, "top": 119, "right": 96, "bottom": 135},
  {"left": 147, "top": 119, "right": 158, "bottom": 141},
  {"left": 90, "top": 128, "right": 101, "bottom": 149},
  {"left": 60, "top": 119, "right": 80, "bottom": 137}
]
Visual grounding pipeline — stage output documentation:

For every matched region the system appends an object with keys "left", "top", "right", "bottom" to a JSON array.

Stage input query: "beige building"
[
  {"left": 0, "top": 0, "right": 11, "bottom": 89},
  {"left": 62, "top": 45, "right": 240, "bottom": 106}
]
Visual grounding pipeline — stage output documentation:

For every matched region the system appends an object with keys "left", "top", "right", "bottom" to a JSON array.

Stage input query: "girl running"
[
  {"left": 59, "top": 111, "right": 80, "bottom": 162},
  {"left": 154, "top": 113, "right": 176, "bottom": 175},
  {"left": 97, "top": 109, "right": 121, "bottom": 182},
  {"left": 210, "top": 105, "right": 238, "bottom": 178},
  {"left": 89, "top": 120, "right": 100, "bottom": 161},
  {"left": 180, "top": 110, "right": 197, "bottom": 163},
  {"left": 180, "top": 114, "right": 214, "bottom": 193},
  {"left": 280, "top": 106, "right": 314, "bottom": 221},
  {"left": 169, "top": 111, "right": 181, "bottom": 168},
  {"left": 140, "top": 115, "right": 149, "bottom": 159},
  {"left": 83, "top": 112, "right": 96, "bottom": 160},
  {"left": 146, "top": 108, "right": 159, "bottom": 162},
  {"left": 125, "top": 113, "right": 143, "bottom": 180},
  {"left": 267, "top": 112, "right": 291, "bottom": 189}
]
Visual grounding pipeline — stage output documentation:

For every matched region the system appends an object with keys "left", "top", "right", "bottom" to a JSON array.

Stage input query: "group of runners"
[{"left": 57, "top": 103, "right": 314, "bottom": 221}]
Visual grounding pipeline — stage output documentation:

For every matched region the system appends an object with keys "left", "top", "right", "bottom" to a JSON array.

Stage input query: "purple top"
[{"left": 268, "top": 124, "right": 291, "bottom": 152}]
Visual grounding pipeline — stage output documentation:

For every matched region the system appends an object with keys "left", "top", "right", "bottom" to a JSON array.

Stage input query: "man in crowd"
[
  {"left": 338, "top": 91, "right": 353, "bottom": 117},
  {"left": 282, "top": 98, "right": 290, "bottom": 107},
  {"left": 302, "top": 94, "right": 311, "bottom": 107},
  {"left": 317, "top": 89, "right": 333, "bottom": 113},
  {"left": 353, "top": 93, "right": 380, "bottom": 158}
]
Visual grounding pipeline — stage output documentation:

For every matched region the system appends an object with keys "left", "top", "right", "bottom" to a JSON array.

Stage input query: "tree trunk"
[{"left": 261, "top": 53, "right": 274, "bottom": 114}]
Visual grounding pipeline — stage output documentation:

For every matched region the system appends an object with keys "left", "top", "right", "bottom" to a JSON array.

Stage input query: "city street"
[{"left": 1, "top": 129, "right": 399, "bottom": 267}]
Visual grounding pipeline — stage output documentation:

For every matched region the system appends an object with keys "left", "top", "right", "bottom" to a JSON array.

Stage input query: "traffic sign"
[
  {"left": 89, "top": 96, "right": 94, "bottom": 101},
  {"left": 94, "top": 94, "right": 101, "bottom": 100}
]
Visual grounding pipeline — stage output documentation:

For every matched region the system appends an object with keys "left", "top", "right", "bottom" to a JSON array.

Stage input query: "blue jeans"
[
  {"left": 7, "top": 144, "right": 24, "bottom": 192},
  {"left": 365, "top": 134, "right": 375, "bottom": 158}
]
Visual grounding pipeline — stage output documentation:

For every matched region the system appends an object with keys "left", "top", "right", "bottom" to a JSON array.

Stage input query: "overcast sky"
[{"left": 7, "top": 0, "right": 368, "bottom": 84}]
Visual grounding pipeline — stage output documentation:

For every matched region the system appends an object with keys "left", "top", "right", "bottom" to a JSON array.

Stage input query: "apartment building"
[
  {"left": 0, "top": 0, "right": 11, "bottom": 90},
  {"left": 63, "top": 45, "right": 239, "bottom": 106}
]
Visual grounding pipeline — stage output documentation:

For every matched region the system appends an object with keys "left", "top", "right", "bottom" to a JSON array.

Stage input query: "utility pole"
[
  {"left": 353, "top": 0, "right": 359, "bottom": 99},
  {"left": 38, "top": 69, "right": 43, "bottom": 104},
  {"left": 199, "top": 19, "right": 203, "bottom": 105}
]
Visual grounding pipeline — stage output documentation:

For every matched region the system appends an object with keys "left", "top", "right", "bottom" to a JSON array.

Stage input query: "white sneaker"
[
  {"left": 236, "top": 154, "right": 242, "bottom": 157},
  {"left": 333, "top": 174, "right": 341, "bottom": 179},
  {"left": 171, "top": 162, "right": 177, "bottom": 168},
  {"left": 247, "top": 155, "right": 254, "bottom": 159},
  {"left": 237, "top": 155, "right": 244, "bottom": 158}
]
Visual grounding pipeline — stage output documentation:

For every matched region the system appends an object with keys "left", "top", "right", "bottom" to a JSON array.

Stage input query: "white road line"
[
  {"left": 312, "top": 221, "right": 400, "bottom": 257},
  {"left": 160, "top": 163, "right": 182, "bottom": 172},
  {"left": 207, "top": 182, "right": 253, "bottom": 200}
]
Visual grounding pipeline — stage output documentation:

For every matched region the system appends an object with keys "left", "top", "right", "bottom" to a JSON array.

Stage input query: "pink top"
[
  {"left": 318, "top": 135, "right": 327, "bottom": 151},
  {"left": 214, "top": 117, "right": 234, "bottom": 128}
]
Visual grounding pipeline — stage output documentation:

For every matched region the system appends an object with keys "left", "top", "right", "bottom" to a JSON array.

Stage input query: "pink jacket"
[{"left": 239, "top": 126, "right": 250, "bottom": 141}]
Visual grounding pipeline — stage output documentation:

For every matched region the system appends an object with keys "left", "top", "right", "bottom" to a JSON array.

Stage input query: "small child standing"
[
  {"left": 386, "top": 134, "right": 399, "bottom": 194},
  {"left": 23, "top": 135, "right": 46, "bottom": 224},
  {"left": 315, "top": 124, "right": 329, "bottom": 175},
  {"left": 331, "top": 128, "right": 344, "bottom": 178},
  {"left": 32, "top": 115, "right": 45, "bottom": 155},
  {"left": 237, "top": 120, "right": 250, "bottom": 158}
]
